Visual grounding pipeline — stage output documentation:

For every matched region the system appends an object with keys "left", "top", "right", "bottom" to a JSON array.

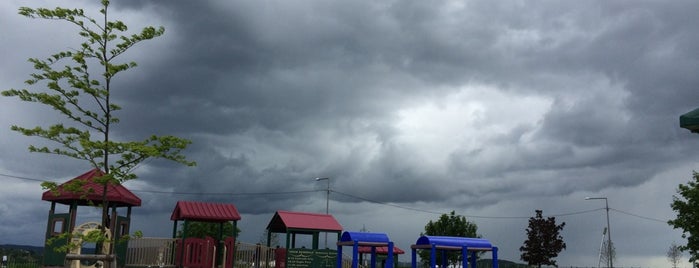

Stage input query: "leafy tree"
[
  {"left": 669, "top": 171, "right": 699, "bottom": 263},
  {"left": 177, "top": 222, "right": 240, "bottom": 239},
  {"left": 2, "top": 0, "right": 195, "bottom": 255},
  {"left": 668, "top": 241, "right": 682, "bottom": 268},
  {"left": 520, "top": 210, "right": 566, "bottom": 268},
  {"left": 0, "top": 247, "right": 42, "bottom": 263},
  {"left": 420, "top": 211, "right": 479, "bottom": 266}
]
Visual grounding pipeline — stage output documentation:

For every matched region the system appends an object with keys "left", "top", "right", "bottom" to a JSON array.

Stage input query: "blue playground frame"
[
  {"left": 337, "top": 231, "right": 395, "bottom": 268},
  {"left": 411, "top": 236, "right": 499, "bottom": 268}
]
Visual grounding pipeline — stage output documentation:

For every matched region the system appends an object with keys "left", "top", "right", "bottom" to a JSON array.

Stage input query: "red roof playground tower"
[{"left": 42, "top": 169, "right": 140, "bottom": 268}]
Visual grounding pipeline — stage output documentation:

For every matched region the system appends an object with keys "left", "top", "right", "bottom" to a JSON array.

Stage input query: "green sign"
[
  {"left": 286, "top": 249, "right": 313, "bottom": 267},
  {"left": 286, "top": 249, "right": 337, "bottom": 268}
]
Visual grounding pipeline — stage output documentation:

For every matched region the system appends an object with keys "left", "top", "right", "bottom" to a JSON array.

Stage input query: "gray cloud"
[{"left": 2, "top": 0, "right": 699, "bottom": 266}]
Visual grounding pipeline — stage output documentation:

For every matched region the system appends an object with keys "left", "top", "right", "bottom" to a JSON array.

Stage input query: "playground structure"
[
  {"left": 42, "top": 169, "right": 137, "bottom": 268},
  {"left": 337, "top": 232, "right": 396, "bottom": 268},
  {"left": 410, "top": 236, "right": 498, "bottom": 268},
  {"left": 41, "top": 170, "right": 499, "bottom": 268}
]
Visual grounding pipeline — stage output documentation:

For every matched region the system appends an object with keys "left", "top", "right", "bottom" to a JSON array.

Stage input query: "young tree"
[
  {"left": 3, "top": 0, "right": 195, "bottom": 255},
  {"left": 669, "top": 172, "right": 699, "bottom": 263},
  {"left": 668, "top": 241, "right": 682, "bottom": 268},
  {"left": 520, "top": 210, "right": 566, "bottom": 268},
  {"left": 420, "top": 211, "right": 479, "bottom": 266},
  {"left": 177, "top": 222, "right": 240, "bottom": 239},
  {"left": 259, "top": 229, "right": 280, "bottom": 247}
]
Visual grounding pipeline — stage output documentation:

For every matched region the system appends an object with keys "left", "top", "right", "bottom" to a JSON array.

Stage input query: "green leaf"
[{"left": 7, "top": 1, "right": 194, "bottom": 256}]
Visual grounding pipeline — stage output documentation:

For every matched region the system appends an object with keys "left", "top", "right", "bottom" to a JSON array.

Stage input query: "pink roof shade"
[
  {"left": 41, "top": 168, "right": 141, "bottom": 207},
  {"left": 358, "top": 246, "right": 406, "bottom": 255},
  {"left": 170, "top": 200, "right": 241, "bottom": 222},
  {"left": 267, "top": 210, "right": 343, "bottom": 233}
]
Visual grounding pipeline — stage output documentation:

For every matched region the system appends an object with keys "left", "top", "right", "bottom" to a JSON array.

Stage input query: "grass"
[{"left": 6, "top": 259, "right": 41, "bottom": 268}]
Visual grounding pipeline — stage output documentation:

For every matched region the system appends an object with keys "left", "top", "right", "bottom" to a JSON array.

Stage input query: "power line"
[
  {"left": 332, "top": 190, "right": 446, "bottom": 215},
  {"left": 610, "top": 208, "right": 669, "bottom": 223},
  {"left": 333, "top": 189, "right": 606, "bottom": 219},
  {"left": 550, "top": 208, "right": 606, "bottom": 217},
  {"left": 132, "top": 189, "right": 320, "bottom": 196},
  {"left": 0, "top": 172, "right": 53, "bottom": 182},
  {"left": 0, "top": 172, "right": 321, "bottom": 196},
  {"left": 0, "top": 171, "right": 670, "bottom": 222}
]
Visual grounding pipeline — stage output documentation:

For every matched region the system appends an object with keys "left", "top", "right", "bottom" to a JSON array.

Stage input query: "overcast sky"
[{"left": 2, "top": 0, "right": 699, "bottom": 266}]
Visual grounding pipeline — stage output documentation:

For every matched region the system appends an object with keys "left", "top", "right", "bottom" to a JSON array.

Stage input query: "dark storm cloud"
[
  {"left": 3, "top": 0, "right": 699, "bottom": 265},
  {"left": 104, "top": 0, "right": 699, "bottom": 207}
]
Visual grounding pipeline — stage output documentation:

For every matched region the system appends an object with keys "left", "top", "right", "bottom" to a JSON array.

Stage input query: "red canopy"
[
  {"left": 171, "top": 200, "right": 241, "bottom": 222},
  {"left": 41, "top": 168, "right": 141, "bottom": 207},
  {"left": 267, "top": 210, "right": 343, "bottom": 233},
  {"left": 358, "top": 246, "right": 405, "bottom": 255}
]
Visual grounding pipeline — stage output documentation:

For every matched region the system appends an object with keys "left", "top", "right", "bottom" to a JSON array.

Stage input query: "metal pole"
[
  {"left": 604, "top": 198, "right": 613, "bottom": 268},
  {"left": 325, "top": 179, "right": 330, "bottom": 215},
  {"left": 316, "top": 177, "right": 330, "bottom": 249},
  {"left": 586, "top": 197, "right": 613, "bottom": 268}
]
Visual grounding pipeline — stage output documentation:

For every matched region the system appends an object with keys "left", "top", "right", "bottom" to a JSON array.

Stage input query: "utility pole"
[
  {"left": 315, "top": 177, "right": 330, "bottom": 248},
  {"left": 586, "top": 197, "right": 613, "bottom": 268}
]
